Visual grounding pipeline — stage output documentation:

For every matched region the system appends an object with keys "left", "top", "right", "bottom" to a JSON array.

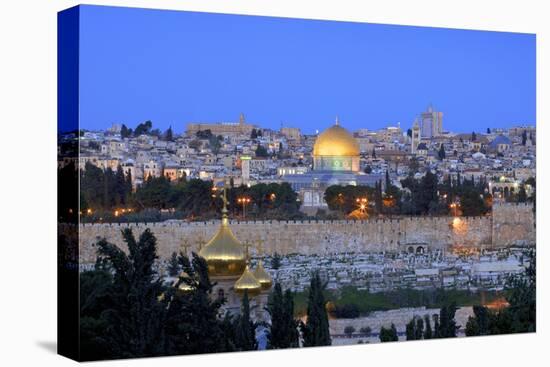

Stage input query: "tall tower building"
[
  {"left": 420, "top": 105, "right": 443, "bottom": 138},
  {"left": 411, "top": 119, "right": 421, "bottom": 154},
  {"left": 240, "top": 156, "right": 251, "bottom": 185}
]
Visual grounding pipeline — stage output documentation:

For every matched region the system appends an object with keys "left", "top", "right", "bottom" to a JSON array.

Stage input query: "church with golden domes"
[
  {"left": 283, "top": 117, "right": 383, "bottom": 212},
  {"left": 197, "top": 184, "right": 272, "bottom": 319}
]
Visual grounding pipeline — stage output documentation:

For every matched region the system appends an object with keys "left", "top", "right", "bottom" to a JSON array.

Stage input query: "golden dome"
[
  {"left": 198, "top": 186, "right": 246, "bottom": 277},
  {"left": 252, "top": 260, "right": 273, "bottom": 291},
  {"left": 178, "top": 282, "right": 193, "bottom": 292},
  {"left": 234, "top": 265, "right": 262, "bottom": 297},
  {"left": 313, "top": 119, "right": 360, "bottom": 157},
  {"left": 175, "top": 271, "right": 194, "bottom": 293},
  {"left": 198, "top": 216, "right": 246, "bottom": 277}
]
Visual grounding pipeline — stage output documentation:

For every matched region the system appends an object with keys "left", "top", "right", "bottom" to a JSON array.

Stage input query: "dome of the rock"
[{"left": 312, "top": 118, "right": 360, "bottom": 172}]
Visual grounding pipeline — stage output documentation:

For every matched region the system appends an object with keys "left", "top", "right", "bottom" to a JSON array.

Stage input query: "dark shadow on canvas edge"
[{"left": 36, "top": 340, "right": 57, "bottom": 354}]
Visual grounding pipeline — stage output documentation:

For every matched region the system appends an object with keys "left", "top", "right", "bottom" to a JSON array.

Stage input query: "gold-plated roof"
[
  {"left": 234, "top": 265, "right": 262, "bottom": 297},
  {"left": 252, "top": 260, "right": 273, "bottom": 291},
  {"left": 175, "top": 271, "right": 194, "bottom": 292},
  {"left": 198, "top": 185, "right": 246, "bottom": 277},
  {"left": 178, "top": 282, "right": 193, "bottom": 292},
  {"left": 313, "top": 120, "right": 360, "bottom": 157}
]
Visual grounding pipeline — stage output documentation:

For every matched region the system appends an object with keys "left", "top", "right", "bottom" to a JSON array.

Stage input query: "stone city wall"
[
  {"left": 492, "top": 202, "right": 535, "bottom": 247},
  {"left": 76, "top": 203, "right": 534, "bottom": 263}
]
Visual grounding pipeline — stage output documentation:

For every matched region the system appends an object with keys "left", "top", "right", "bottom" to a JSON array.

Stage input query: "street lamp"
[
  {"left": 237, "top": 196, "right": 251, "bottom": 219},
  {"left": 356, "top": 197, "right": 368, "bottom": 213},
  {"left": 449, "top": 202, "right": 460, "bottom": 217}
]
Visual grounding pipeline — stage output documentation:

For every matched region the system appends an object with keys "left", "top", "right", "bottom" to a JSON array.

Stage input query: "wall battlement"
[{"left": 76, "top": 203, "right": 535, "bottom": 262}]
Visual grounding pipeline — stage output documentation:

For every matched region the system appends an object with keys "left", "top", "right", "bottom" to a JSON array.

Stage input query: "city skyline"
[{"left": 79, "top": 5, "right": 535, "bottom": 134}]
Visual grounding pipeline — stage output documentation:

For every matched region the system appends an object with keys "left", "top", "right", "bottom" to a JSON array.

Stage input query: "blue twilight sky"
[{"left": 78, "top": 5, "right": 536, "bottom": 134}]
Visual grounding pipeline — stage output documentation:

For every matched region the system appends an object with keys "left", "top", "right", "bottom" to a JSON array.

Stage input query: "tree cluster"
[
  {"left": 255, "top": 143, "right": 269, "bottom": 157},
  {"left": 465, "top": 251, "right": 536, "bottom": 336},
  {"left": 81, "top": 168, "right": 303, "bottom": 221},
  {"left": 401, "top": 171, "right": 490, "bottom": 216},
  {"left": 325, "top": 170, "right": 490, "bottom": 218},
  {"left": 80, "top": 230, "right": 346, "bottom": 359},
  {"left": 79, "top": 229, "right": 262, "bottom": 360},
  {"left": 402, "top": 302, "right": 457, "bottom": 343},
  {"left": 119, "top": 121, "right": 175, "bottom": 141},
  {"left": 250, "top": 128, "right": 263, "bottom": 139},
  {"left": 379, "top": 324, "right": 398, "bottom": 342},
  {"left": 80, "top": 162, "right": 132, "bottom": 212}
]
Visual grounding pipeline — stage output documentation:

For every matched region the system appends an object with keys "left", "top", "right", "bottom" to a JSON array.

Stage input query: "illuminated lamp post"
[
  {"left": 449, "top": 202, "right": 460, "bottom": 217},
  {"left": 237, "top": 196, "right": 251, "bottom": 220},
  {"left": 356, "top": 197, "right": 368, "bottom": 214}
]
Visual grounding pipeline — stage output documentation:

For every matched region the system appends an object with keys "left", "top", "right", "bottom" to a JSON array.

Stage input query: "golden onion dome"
[
  {"left": 178, "top": 282, "right": 193, "bottom": 292},
  {"left": 174, "top": 271, "right": 194, "bottom": 293},
  {"left": 234, "top": 265, "right": 262, "bottom": 297},
  {"left": 198, "top": 215, "right": 246, "bottom": 277},
  {"left": 313, "top": 119, "right": 360, "bottom": 157},
  {"left": 252, "top": 260, "right": 273, "bottom": 291},
  {"left": 198, "top": 185, "right": 246, "bottom": 277}
]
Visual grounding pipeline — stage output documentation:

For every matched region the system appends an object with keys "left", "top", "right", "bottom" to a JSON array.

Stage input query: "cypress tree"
[
  {"left": 283, "top": 289, "right": 300, "bottom": 347},
  {"left": 165, "top": 126, "right": 174, "bottom": 141},
  {"left": 438, "top": 303, "right": 459, "bottom": 338},
  {"left": 167, "top": 252, "right": 180, "bottom": 277},
  {"left": 433, "top": 315, "right": 441, "bottom": 338},
  {"left": 385, "top": 170, "right": 391, "bottom": 194},
  {"left": 125, "top": 169, "right": 133, "bottom": 197},
  {"left": 379, "top": 324, "right": 398, "bottom": 342},
  {"left": 405, "top": 319, "right": 416, "bottom": 340},
  {"left": 301, "top": 272, "right": 331, "bottom": 347},
  {"left": 115, "top": 165, "right": 127, "bottom": 206},
  {"left": 120, "top": 124, "right": 130, "bottom": 138},
  {"left": 163, "top": 252, "right": 229, "bottom": 355},
  {"left": 233, "top": 291, "right": 257, "bottom": 351},
  {"left": 415, "top": 317, "right": 424, "bottom": 340},
  {"left": 423, "top": 315, "right": 433, "bottom": 339},
  {"left": 267, "top": 283, "right": 299, "bottom": 349},
  {"left": 374, "top": 181, "right": 383, "bottom": 214},
  {"left": 517, "top": 185, "right": 527, "bottom": 203},
  {"left": 271, "top": 252, "right": 282, "bottom": 270},
  {"left": 438, "top": 144, "right": 446, "bottom": 160},
  {"left": 267, "top": 283, "right": 285, "bottom": 348}
]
